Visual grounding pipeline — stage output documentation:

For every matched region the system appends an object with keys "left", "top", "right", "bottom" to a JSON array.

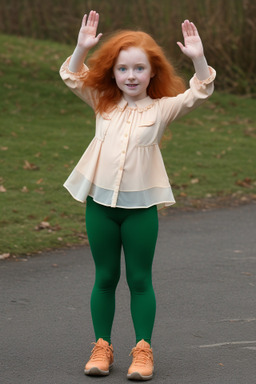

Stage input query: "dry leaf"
[
  {"left": 0, "top": 253, "right": 10, "bottom": 260},
  {"left": 21, "top": 186, "right": 29, "bottom": 193},
  {"left": 35, "top": 221, "right": 50, "bottom": 230},
  {"left": 236, "top": 178, "right": 252, "bottom": 188},
  {"left": 23, "top": 160, "right": 39, "bottom": 171},
  {"left": 0, "top": 185, "right": 7, "bottom": 192},
  {"left": 0, "top": 146, "right": 8, "bottom": 151},
  {"left": 35, "top": 221, "right": 61, "bottom": 232},
  {"left": 190, "top": 178, "right": 199, "bottom": 184}
]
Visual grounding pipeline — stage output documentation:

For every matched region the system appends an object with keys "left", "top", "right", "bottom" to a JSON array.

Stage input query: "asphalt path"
[{"left": 1, "top": 203, "right": 256, "bottom": 384}]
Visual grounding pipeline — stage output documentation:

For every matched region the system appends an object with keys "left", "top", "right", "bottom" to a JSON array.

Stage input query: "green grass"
[
  {"left": 0, "top": 34, "right": 256, "bottom": 256},
  {"left": 161, "top": 93, "right": 256, "bottom": 199}
]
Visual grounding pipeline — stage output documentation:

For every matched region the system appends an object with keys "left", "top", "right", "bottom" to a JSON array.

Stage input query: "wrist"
[
  {"left": 69, "top": 46, "right": 89, "bottom": 73},
  {"left": 192, "top": 55, "right": 206, "bottom": 65},
  {"left": 74, "top": 45, "right": 90, "bottom": 58},
  {"left": 192, "top": 55, "right": 210, "bottom": 81}
]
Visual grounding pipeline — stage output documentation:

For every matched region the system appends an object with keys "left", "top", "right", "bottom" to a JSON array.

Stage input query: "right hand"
[{"left": 77, "top": 10, "right": 102, "bottom": 51}]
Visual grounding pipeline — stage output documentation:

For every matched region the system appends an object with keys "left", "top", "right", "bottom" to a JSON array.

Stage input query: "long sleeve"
[
  {"left": 159, "top": 66, "right": 216, "bottom": 125},
  {"left": 59, "top": 56, "right": 96, "bottom": 110}
]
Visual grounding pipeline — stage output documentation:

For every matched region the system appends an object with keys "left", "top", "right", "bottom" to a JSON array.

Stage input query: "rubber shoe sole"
[
  {"left": 127, "top": 370, "right": 153, "bottom": 381},
  {"left": 84, "top": 363, "right": 113, "bottom": 376}
]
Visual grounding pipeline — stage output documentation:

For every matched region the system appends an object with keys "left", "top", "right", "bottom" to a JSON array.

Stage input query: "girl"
[{"left": 60, "top": 10, "right": 215, "bottom": 381}]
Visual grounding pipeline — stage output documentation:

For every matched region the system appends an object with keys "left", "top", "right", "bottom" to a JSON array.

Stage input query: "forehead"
[{"left": 115, "top": 47, "right": 150, "bottom": 65}]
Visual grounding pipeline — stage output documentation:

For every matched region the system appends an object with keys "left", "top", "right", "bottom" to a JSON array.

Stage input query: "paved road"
[{"left": 1, "top": 203, "right": 256, "bottom": 384}]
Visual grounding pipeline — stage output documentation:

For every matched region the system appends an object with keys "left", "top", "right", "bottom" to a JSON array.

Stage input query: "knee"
[
  {"left": 126, "top": 272, "right": 152, "bottom": 294},
  {"left": 95, "top": 268, "right": 120, "bottom": 291}
]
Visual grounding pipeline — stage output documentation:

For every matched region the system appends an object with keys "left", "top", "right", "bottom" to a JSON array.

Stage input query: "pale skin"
[{"left": 69, "top": 10, "right": 210, "bottom": 83}]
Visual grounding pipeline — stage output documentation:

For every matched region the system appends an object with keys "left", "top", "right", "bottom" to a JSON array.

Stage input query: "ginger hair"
[{"left": 84, "top": 30, "right": 186, "bottom": 114}]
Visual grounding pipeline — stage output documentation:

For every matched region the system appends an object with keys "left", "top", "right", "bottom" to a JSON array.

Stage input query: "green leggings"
[{"left": 85, "top": 196, "right": 158, "bottom": 345}]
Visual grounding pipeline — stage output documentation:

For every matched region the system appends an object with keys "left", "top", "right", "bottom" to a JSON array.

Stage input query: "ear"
[{"left": 150, "top": 72, "right": 155, "bottom": 78}]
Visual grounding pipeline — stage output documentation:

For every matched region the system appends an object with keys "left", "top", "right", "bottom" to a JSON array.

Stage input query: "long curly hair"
[{"left": 84, "top": 30, "right": 186, "bottom": 113}]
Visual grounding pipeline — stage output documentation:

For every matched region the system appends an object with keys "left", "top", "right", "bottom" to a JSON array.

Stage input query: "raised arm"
[
  {"left": 177, "top": 20, "right": 210, "bottom": 80},
  {"left": 69, "top": 10, "right": 102, "bottom": 73}
]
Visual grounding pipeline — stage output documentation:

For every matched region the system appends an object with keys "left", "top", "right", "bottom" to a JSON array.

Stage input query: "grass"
[{"left": 0, "top": 34, "right": 256, "bottom": 256}]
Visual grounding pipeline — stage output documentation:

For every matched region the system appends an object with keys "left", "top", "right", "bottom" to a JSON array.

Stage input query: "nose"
[{"left": 127, "top": 69, "right": 135, "bottom": 80}]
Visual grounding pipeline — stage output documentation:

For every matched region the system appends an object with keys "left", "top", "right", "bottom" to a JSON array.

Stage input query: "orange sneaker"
[
  {"left": 127, "top": 340, "right": 154, "bottom": 381},
  {"left": 84, "top": 338, "right": 114, "bottom": 376}
]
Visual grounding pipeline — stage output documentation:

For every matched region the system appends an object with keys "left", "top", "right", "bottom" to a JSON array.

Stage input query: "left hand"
[{"left": 177, "top": 20, "right": 204, "bottom": 60}]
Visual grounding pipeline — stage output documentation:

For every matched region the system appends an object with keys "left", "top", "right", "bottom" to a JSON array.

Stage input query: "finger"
[
  {"left": 190, "top": 22, "right": 199, "bottom": 36},
  {"left": 177, "top": 41, "right": 185, "bottom": 52},
  {"left": 81, "top": 14, "right": 87, "bottom": 28},
  {"left": 96, "top": 33, "right": 103, "bottom": 42},
  {"left": 87, "top": 10, "right": 96, "bottom": 26},
  {"left": 181, "top": 21, "right": 189, "bottom": 38},
  {"left": 183, "top": 20, "right": 194, "bottom": 36},
  {"left": 94, "top": 12, "right": 100, "bottom": 26}
]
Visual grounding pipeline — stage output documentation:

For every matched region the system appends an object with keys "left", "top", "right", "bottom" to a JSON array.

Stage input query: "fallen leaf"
[
  {"left": 36, "top": 178, "right": 44, "bottom": 184},
  {"left": 0, "top": 253, "right": 10, "bottom": 260},
  {"left": 0, "top": 146, "right": 8, "bottom": 151},
  {"left": 244, "top": 127, "right": 256, "bottom": 138},
  {"left": 21, "top": 186, "right": 29, "bottom": 193},
  {"left": 35, "top": 221, "right": 50, "bottom": 230},
  {"left": 236, "top": 178, "right": 252, "bottom": 188},
  {"left": 190, "top": 178, "right": 199, "bottom": 184},
  {"left": 0, "top": 185, "right": 7, "bottom": 192},
  {"left": 35, "top": 221, "right": 61, "bottom": 232},
  {"left": 23, "top": 160, "right": 39, "bottom": 170}
]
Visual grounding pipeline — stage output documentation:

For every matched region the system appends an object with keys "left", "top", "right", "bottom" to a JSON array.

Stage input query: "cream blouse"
[{"left": 60, "top": 57, "right": 216, "bottom": 209}]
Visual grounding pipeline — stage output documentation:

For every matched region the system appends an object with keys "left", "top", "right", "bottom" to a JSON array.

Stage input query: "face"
[{"left": 113, "top": 47, "right": 154, "bottom": 105}]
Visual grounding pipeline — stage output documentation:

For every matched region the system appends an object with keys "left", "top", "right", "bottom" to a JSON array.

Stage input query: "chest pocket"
[{"left": 136, "top": 119, "right": 160, "bottom": 147}]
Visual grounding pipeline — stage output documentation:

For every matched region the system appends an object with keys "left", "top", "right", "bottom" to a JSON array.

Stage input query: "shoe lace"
[
  {"left": 130, "top": 347, "right": 153, "bottom": 366},
  {"left": 90, "top": 343, "right": 111, "bottom": 362}
]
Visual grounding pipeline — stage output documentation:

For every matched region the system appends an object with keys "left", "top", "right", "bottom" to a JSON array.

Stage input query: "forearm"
[
  {"left": 69, "top": 46, "right": 90, "bottom": 73},
  {"left": 192, "top": 55, "right": 210, "bottom": 81}
]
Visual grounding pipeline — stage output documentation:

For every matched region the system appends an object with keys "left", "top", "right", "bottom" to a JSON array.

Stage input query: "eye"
[
  {"left": 136, "top": 66, "right": 144, "bottom": 72},
  {"left": 118, "top": 67, "right": 126, "bottom": 72}
]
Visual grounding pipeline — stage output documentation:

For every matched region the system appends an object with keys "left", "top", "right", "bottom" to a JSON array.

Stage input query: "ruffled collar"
[{"left": 116, "top": 96, "right": 155, "bottom": 112}]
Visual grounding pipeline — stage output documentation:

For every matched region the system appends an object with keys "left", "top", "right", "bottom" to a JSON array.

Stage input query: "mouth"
[{"left": 126, "top": 84, "right": 138, "bottom": 89}]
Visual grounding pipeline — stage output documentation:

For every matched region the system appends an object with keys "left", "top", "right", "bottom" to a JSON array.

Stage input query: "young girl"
[{"left": 60, "top": 10, "right": 215, "bottom": 381}]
